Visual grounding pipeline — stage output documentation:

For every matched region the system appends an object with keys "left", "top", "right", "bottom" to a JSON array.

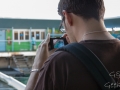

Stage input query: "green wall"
[
  {"left": 6, "top": 30, "right": 12, "bottom": 51},
  {"left": 5, "top": 28, "right": 61, "bottom": 52},
  {"left": 13, "top": 41, "right": 42, "bottom": 51},
  {"left": 5, "top": 29, "right": 42, "bottom": 52},
  {"left": 14, "top": 42, "right": 30, "bottom": 51}
]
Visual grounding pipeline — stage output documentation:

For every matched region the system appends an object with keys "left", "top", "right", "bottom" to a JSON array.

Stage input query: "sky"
[{"left": 0, "top": 0, "right": 120, "bottom": 19}]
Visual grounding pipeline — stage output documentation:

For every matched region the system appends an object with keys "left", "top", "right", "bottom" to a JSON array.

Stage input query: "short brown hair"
[{"left": 58, "top": 0, "right": 105, "bottom": 21}]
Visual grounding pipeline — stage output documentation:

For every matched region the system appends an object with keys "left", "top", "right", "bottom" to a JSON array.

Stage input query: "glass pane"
[
  {"left": 36, "top": 31, "right": 40, "bottom": 40},
  {"left": 25, "top": 31, "right": 29, "bottom": 40},
  {"left": 41, "top": 32, "right": 45, "bottom": 39},
  {"left": 32, "top": 32, "right": 34, "bottom": 37},
  {"left": 14, "top": 32, "right": 18, "bottom": 40},
  {"left": 20, "top": 31, "right": 24, "bottom": 40}
]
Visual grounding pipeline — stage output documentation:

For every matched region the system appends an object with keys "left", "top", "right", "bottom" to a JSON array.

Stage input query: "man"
[{"left": 26, "top": 0, "right": 120, "bottom": 90}]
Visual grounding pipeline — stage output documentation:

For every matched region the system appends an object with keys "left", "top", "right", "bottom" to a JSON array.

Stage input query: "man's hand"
[
  {"left": 32, "top": 33, "right": 51, "bottom": 69},
  {"left": 32, "top": 33, "right": 71, "bottom": 69},
  {"left": 26, "top": 33, "right": 53, "bottom": 90},
  {"left": 62, "top": 33, "right": 70, "bottom": 44},
  {"left": 26, "top": 33, "right": 68, "bottom": 90}
]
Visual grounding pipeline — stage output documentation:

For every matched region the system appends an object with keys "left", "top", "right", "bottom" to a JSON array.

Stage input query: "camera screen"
[{"left": 53, "top": 39, "right": 65, "bottom": 49}]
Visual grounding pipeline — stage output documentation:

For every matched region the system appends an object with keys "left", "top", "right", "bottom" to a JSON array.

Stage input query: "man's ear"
[{"left": 62, "top": 10, "right": 73, "bottom": 26}]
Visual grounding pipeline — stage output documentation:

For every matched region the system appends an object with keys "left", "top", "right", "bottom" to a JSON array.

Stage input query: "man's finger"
[
  {"left": 45, "top": 33, "right": 50, "bottom": 43},
  {"left": 38, "top": 40, "right": 45, "bottom": 48},
  {"left": 66, "top": 36, "right": 70, "bottom": 43},
  {"left": 61, "top": 33, "right": 67, "bottom": 38},
  {"left": 38, "top": 33, "right": 50, "bottom": 47}
]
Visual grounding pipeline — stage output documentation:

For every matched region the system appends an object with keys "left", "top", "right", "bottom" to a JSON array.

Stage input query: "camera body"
[{"left": 49, "top": 37, "right": 68, "bottom": 50}]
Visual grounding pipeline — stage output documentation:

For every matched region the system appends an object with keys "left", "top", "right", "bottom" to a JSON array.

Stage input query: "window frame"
[{"left": 13, "top": 29, "right": 46, "bottom": 42}]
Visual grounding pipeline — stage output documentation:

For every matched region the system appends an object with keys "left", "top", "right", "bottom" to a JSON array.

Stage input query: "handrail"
[{"left": 0, "top": 72, "right": 26, "bottom": 90}]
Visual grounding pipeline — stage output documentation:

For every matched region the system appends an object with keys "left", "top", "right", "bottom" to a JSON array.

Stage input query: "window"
[
  {"left": 13, "top": 29, "right": 45, "bottom": 41},
  {"left": 25, "top": 31, "right": 29, "bottom": 40},
  {"left": 32, "top": 32, "right": 34, "bottom": 37},
  {"left": 14, "top": 31, "right": 18, "bottom": 40},
  {"left": 31, "top": 30, "right": 45, "bottom": 40},
  {"left": 36, "top": 31, "right": 40, "bottom": 40},
  {"left": 20, "top": 31, "right": 24, "bottom": 40},
  {"left": 41, "top": 31, "right": 45, "bottom": 39}
]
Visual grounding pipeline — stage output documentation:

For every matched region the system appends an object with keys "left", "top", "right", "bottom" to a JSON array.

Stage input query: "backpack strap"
[{"left": 56, "top": 43, "right": 118, "bottom": 90}]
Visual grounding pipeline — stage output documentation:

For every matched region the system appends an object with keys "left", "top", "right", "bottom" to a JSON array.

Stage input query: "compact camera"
[{"left": 49, "top": 38, "right": 68, "bottom": 50}]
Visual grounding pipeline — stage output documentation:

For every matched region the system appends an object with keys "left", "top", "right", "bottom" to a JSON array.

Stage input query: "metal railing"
[{"left": 0, "top": 72, "right": 26, "bottom": 90}]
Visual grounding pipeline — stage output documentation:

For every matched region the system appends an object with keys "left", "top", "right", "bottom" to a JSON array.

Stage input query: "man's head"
[
  {"left": 58, "top": 0, "right": 105, "bottom": 21},
  {"left": 58, "top": 0, "right": 106, "bottom": 42}
]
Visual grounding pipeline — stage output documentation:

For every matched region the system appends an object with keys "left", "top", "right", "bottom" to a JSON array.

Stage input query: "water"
[
  {"left": 14, "top": 77, "right": 29, "bottom": 85},
  {"left": 14, "top": 75, "right": 30, "bottom": 85},
  {"left": 0, "top": 80, "right": 17, "bottom": 90},
  {"left": 0, "top": 76, "right": 28, "bottom": 90}
]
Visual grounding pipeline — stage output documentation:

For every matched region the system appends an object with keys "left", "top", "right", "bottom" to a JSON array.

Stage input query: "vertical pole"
[
  {"left": 46, "top": 27, "right": 49, "bottom": 38},
  {"left": 30, "top": 27, "right": 32, "bottom": 51},
  {"left": 24, "top": 30, "right": 25, "bottom": 40},
  {"left": 12, "top": 27, "right": 14, "bottom": 51},
  {"left": 52, "top": 27, "right": 55, "bottom": 38},
  {"left": 18, "top": 29, "right": 20, "bottom": 45}
]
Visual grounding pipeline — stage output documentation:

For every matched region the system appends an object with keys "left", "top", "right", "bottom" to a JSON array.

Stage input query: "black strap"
[{"left": 56, "top": 43, "right": 119, "bottom": 90}]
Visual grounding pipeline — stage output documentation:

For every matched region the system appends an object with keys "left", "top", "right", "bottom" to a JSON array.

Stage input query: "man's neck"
[{"left": 74, "top": 19, "right": 115, "bottom": 42}]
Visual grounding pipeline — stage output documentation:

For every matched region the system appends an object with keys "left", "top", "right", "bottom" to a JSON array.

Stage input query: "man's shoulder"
[
  {"left": 43, "top": 50, "right": 78, "bottom": 68},
  {"left": 51, "top": 51, "right": 71, "bottom": 57},
  {"left": 48, "top": 50, "right": 75, "bottom": 62}
]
